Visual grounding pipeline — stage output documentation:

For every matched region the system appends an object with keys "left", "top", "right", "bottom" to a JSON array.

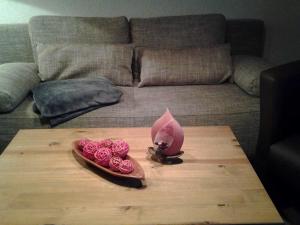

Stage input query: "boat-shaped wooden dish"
[{"left": 72, "top": 140, "right": 145, "bottom": 181}]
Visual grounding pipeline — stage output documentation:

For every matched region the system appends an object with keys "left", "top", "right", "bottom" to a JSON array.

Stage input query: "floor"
[
  {"left": 282, "top": 207, "right": 300, "bottom": 225},
  {"left": 252, "top": 158, "right": 300, "bottom": 225},
  {"left": 264, "top": 178, "right": 300, "bottom": 225}
]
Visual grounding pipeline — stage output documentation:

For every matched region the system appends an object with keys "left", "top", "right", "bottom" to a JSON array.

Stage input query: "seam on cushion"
[
  {"left": 0, "top": 110, "right": 260, "bottom": 120},
  {"left": 55, "top": 111, "right": 261, "bottom": 119}
]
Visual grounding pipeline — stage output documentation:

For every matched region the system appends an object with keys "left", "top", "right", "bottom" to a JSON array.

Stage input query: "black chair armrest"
[{"left": 256, "top": 60, "right": 300, "bottom": 161}]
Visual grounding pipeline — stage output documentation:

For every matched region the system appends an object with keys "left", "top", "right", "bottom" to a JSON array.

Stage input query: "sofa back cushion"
[
  {"left": 130, "top": 14, "right": 226, "bottom": 48},
  {"left": 0, "top": 24, "right": 34, "bottom": 64},
  {"left": 0, "top": 17, "right": 264, "bottom": 67},
  {"left": 37, "top": 43, "right": 133, "bottom": 86},
  {"left": 130, "top": 14, "right": 226, "bottom": 80},
  {"left": 138, "top": 44, "right": 232, "bottom": 87},
  {"left": 29, "top": 16, "right": 130, "bottom": 61}
]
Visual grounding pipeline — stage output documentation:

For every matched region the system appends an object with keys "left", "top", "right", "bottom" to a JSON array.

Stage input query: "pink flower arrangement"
[
  {"left": 78, "top": 138, "right": 91, "bottom": 151},
  {"left": 119, "top": 160, "right": 134, "bottom": 174},
  {"left": 112, "top": 140, "right": 129, "bottom": 158},
  {"left": 109, "top": 156, "right": 123, "bottom": 172},
  {"left": 151, "top": 109, "right": 184, "bottom": 156},
  {"left": 94, "top": 148, "right": 112, "bottom": 167},
  {"left": 82, "top": 142, "right": 97, "bottom": 160},
  {"left": 96, "top": 139, "right": 114, "bottom": 150},
  {"left": 79, "top": 138, "right": 134, "bottom": 174}
]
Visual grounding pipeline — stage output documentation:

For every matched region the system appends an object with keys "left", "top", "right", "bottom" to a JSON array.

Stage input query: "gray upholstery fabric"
[
  {"left": 36, "top": 43, "right": 133, "bottom": 86},
  {"left": 0, "top": 63, "right": 39, "bottom": 112},
  {"left": 130, "top": 14, "right": 226, "bottom": 80},
  {"left": 0, "top": 84, "right": 259, "bottom": 158},
  {"left": 29, "top": 16, "right": 130, "bottom": 61},
  {"left": 0, "top": 19, "right": 264, "bottom": 71},
  {"left": 138, "top": 45, "right": 232, "bottom": 87},
  {"left": 130, "top": 14, "right": 226, "bottom": 48},
  {"left": 226, "top": 19, "right": 265, "bottom": 57},
  {"left": 233, "top": 55, "right": 273, "bottom": 96},
  {"left": 0, "top": 24, "right": 34, "bottom": 64}
]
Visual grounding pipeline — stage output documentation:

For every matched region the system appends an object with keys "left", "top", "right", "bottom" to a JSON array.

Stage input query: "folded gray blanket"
[{"left": 32, "top": 77, "right": 122, "bottom": 126}]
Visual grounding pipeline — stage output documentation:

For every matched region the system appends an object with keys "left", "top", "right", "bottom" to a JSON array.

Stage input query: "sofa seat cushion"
[
  {"left": 132, "top": 84, "right": 259, "bottom": 117},
  {"left": 268, "top": 134, "right": 300, "bottom": 188},
  {"left": 0, "top": 84, "right": 259, "bottom": 158}
]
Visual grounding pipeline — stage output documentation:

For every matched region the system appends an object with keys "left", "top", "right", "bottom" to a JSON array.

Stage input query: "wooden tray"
[{"left": 72, "top": 140, "right": 145, "bottom": 180}]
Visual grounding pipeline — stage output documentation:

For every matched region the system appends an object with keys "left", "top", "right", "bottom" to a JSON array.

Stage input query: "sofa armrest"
[
  {"left": 0, "top": 63, "right": 40, "bottom": 113},
  {"left": 256, "top": 60, "right": 300, "bottom": 160}
]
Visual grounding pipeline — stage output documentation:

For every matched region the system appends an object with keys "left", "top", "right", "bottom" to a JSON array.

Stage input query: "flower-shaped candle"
[{"left": 151, "top": 109, "right": 184, "bottom": 156}]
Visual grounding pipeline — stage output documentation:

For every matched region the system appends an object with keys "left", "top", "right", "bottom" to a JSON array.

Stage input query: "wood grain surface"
[{"left": 0, "top": 126, "right": 283, "bottom": 225}]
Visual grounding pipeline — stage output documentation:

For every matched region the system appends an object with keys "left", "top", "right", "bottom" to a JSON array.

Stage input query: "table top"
[{"left": 0, "top": 126, "right": 283, "bottom": 225}]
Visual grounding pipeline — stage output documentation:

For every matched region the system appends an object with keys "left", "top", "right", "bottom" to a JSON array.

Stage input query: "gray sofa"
[{"left": 0, "top": 14, "right": 267, "bottom": 159}]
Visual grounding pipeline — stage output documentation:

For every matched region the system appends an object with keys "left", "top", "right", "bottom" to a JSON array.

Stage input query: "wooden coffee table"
[{"left": 0, "top": 126, "right": 283, "bottom": 225}]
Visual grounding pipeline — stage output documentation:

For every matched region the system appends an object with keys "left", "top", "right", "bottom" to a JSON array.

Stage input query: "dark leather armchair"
[{"left": 255, "top": 60, "right": 300, "bottom": 217}]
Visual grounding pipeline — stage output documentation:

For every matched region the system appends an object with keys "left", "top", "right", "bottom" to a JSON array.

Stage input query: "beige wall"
[{"left": 0, "top": 0, "right": 299, "bottom": 64}]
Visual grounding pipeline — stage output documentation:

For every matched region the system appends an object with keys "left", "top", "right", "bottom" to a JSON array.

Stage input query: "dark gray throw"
[{"left": 32, "top": 77, "right": 122, "bottom": 127}]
